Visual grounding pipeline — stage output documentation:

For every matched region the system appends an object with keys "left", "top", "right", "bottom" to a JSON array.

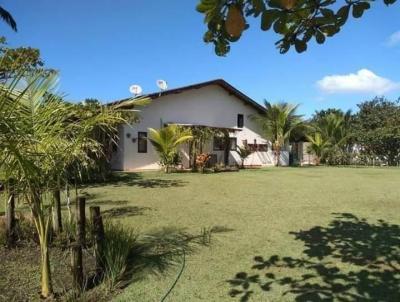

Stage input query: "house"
[{"left": 110, "top": 79, "right": 289, "bottom": 171}]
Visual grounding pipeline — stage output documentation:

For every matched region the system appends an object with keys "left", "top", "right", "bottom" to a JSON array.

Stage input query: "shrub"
[
  {"left": 15, "top": 213, "right": 38, "bottom": 243},
  {"left": 101, "top": 221, "right": 137, "bottom": 290}
]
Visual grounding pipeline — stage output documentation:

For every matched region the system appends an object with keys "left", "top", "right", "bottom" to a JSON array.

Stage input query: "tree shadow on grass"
[
  {"left": 123, "top": 178, "right": 187, "bottom": 188},
  {"left": 85, "top": 199, "right": 129, "bottom": 207},
  {"left": 86, "top": 173, "right": 188, "bottom": 189},
  {"left": 227, "top": 213, "right": 400, "bottom": 301},
  {"left": 120, "top": 226, "right": 235, "bottom": 287},
  {"left": 102, "top": 206, "right": 152, "bottom": 218}
]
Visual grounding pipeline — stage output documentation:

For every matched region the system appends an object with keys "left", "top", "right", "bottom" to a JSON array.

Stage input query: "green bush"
[
  {"left": 101, "top": 221, "right": 138, "bottom": 290},
  {"left": 15, "top": 214, "right": 38, "bottom": 242},
  {"left": 322, "top": 146, "right": 352, "bottom": 166},
  {"left": 0, "top": 213, "right": 38, "bottom": 245}
]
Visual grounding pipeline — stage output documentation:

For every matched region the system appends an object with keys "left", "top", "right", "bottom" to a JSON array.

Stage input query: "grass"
[
  {"left": 81, "top": 167, "right": 400, "bottom": 301},
  {"left": 1, "top": 167, "right": 400, "bottom": 301}
]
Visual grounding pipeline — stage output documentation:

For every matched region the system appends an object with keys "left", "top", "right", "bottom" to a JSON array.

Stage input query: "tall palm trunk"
[
  {"left": 274, "top": 142, "right": 281, "bottom": 167},
  {"left": 39, "top": 228, "right": 52, "bottom": 298},
  {"left": 31, "top": 193, "right": 53, "bottom": 298}
]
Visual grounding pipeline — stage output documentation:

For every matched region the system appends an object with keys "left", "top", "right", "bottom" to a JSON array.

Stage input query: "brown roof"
[{"left": 109, "top": 79, "right": 266, "bottom": 113}]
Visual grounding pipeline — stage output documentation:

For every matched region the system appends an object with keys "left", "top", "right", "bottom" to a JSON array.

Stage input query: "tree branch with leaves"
[{"left": 197, "top": 0, "right": 397, "bottom": 55}]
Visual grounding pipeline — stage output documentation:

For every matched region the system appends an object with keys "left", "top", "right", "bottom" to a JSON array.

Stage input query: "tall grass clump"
[{"left": 101, "top": 221, "right": 137, "bottom": 290}]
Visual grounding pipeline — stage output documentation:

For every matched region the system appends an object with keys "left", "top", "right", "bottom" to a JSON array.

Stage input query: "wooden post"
[
  {"left": 52, "top": 188, "right": 62, "bottom": 234},
  {"left": 76, "top": 196, "right": 86, "bottom": 247},
  {"left": 70, "top": 243, "right": 83, "bottom": 293},
  {"left": 90, "top": 206, "right": 105, "bottom": 275},
  {"left": 6, "top": 186, "right": 16, "bottom": 246}
]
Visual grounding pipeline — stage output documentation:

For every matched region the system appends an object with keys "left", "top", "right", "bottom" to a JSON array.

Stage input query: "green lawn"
[{"left": 82, "top": 167, "right": 400, "bottom": 302}]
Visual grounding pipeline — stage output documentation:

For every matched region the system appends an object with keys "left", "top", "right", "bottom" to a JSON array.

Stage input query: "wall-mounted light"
[
  {"left": 132, "top": 138, "right": 137, "bottom": 143},
  {"left": 126, "top": 133, "right": 131, "bottom": 138}
]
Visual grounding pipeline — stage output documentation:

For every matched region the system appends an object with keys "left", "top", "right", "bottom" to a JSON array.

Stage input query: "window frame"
[
  {"left": 237, "top": 114, "right": 244, "bottom": 128},
  {"left": 137, "top": 131, "right": 147, "bottom": 153}
]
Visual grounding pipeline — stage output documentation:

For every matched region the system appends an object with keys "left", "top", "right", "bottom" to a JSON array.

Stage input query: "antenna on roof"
[
  {"left": 156, "top": 79, "right": 168, "bottom": 91},
  {"left": 129, "top": 84, "right": 143, "bottom": 96}
]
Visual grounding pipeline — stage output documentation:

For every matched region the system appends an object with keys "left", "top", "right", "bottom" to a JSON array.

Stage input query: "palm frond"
[{"left": 0, "top": 6, "right": 17, "bottom": 31}]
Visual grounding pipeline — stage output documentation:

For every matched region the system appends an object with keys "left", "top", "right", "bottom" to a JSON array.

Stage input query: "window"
[
  {"left": 138, "top": 132, "right": 147, "bottom": 153},
  {"left": 247, "top": 143, "right": 268, "bottom": 152},
  {"left": 213, "top": 137, "right": 237, "bottom": 151},
  {"left": 237, "top": 114, "right": 244, "bottom": 128}
]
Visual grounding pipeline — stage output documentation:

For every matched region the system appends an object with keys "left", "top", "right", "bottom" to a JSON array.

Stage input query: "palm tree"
[
  {"left": 252, "top": 101, "right": 303, "bottom": 166},
  {"left": 236, "top": 145, "right": 252, "bottom": 168},
  {"left": 0, "top": 6, "right": 17, "bottom": 31},
  {"left": 315, "top": 111, "right": 352, "bottom": 145},
  {"left": 0, "top": 71, "right": 134, "bottom": 298},
  {"left": 313, "top": 111, "right": 353, "bottom": 165},
  {"left": 306, "top": 132, "right": 330, "bottom": 165},
  {"left": 148, "top": 125, "right": 193, "bottom": 173}
]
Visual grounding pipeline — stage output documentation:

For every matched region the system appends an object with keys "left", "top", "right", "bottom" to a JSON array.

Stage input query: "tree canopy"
[
  {"left": 353, "top": 97, "right": 400, "bottom": 165},
  {"left": 0, "top": 37, "right": 48, "bottom": 80},
  {"left": 196, "top": 0, "right": 397, "bottom": 55}
]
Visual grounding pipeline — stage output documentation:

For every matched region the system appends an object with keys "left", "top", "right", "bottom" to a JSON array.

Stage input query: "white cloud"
[
  {"left": 386, "top": 31, "right": 400, "bottom": 47},
  {"left": 317, "top": 69, "right": 400, "bottom": 94}
]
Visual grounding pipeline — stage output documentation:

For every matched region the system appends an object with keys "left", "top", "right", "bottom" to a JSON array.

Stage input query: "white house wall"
[{"left": 112, "top": 84, "right": 289, "bottom": 170}]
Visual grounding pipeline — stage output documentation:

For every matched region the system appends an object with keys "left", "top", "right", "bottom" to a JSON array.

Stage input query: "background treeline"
[{"left": 305, "top": 97, "right": 400, "bottom": 166}]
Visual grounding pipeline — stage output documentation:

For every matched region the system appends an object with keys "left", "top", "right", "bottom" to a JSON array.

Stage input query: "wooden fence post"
[
  {"left": 70, "top": 243, "right": 83, "bottom": 294},
  {"left": 6, "top": 188, "right": 16, "bottom": 246},
  {"left": 76, "top": 196, "right": 86, "bottom": 247},
  {"left": 90, "top": 206, "right": 105, "bottom": 275},
  {"left": 52, "top": 188, "right": 62, "bottom": 234}
]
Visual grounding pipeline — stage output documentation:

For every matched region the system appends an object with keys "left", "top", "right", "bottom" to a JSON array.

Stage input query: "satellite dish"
[
  {"left": 156, "top": 79, "right": 168, "bottom": 91},
  {"left": 129, "top": 84, "right": 142, "bottom": 96}
]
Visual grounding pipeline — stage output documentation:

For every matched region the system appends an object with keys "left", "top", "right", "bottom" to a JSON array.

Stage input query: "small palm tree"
[
  {"left": 236, "top": 145, "right": 252, "bottom": 168},
  {"left": 0, "top": 71, "right": 134, "bottom": 298},
  {"left": 316, "top": 111, "right": 352, "bottom": 146},
  {"left": 252, "top": 101, "right": 303, "bottom": 166},
  {"left": 313, "top": 111, "right": 353, "bottom": 165},
  {"left": 0, "top": 6, "right": 17, "bottom": 31},
  {"left": 306, "top": 132, "right": 330, "bottom": 165},
  {"left": 148, "top": 125, "right": 193, "bottom": 173}
]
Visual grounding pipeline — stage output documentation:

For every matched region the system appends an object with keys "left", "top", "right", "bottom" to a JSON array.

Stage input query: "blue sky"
[{"left": 3, "top": 0, "right": 400, "bottom": 117}]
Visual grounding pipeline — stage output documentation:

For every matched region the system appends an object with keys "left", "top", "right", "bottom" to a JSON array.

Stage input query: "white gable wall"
[{"left": 112, "top": 84, "right": 288, "bottom": 170}]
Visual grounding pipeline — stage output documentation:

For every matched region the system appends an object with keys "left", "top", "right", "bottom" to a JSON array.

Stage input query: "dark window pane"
[
  {"left": 237, "top": 114, "right": 244, "bottom": 128},
  {"left": 138, "top": 132, "right": 147, "bottom": 153}
]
